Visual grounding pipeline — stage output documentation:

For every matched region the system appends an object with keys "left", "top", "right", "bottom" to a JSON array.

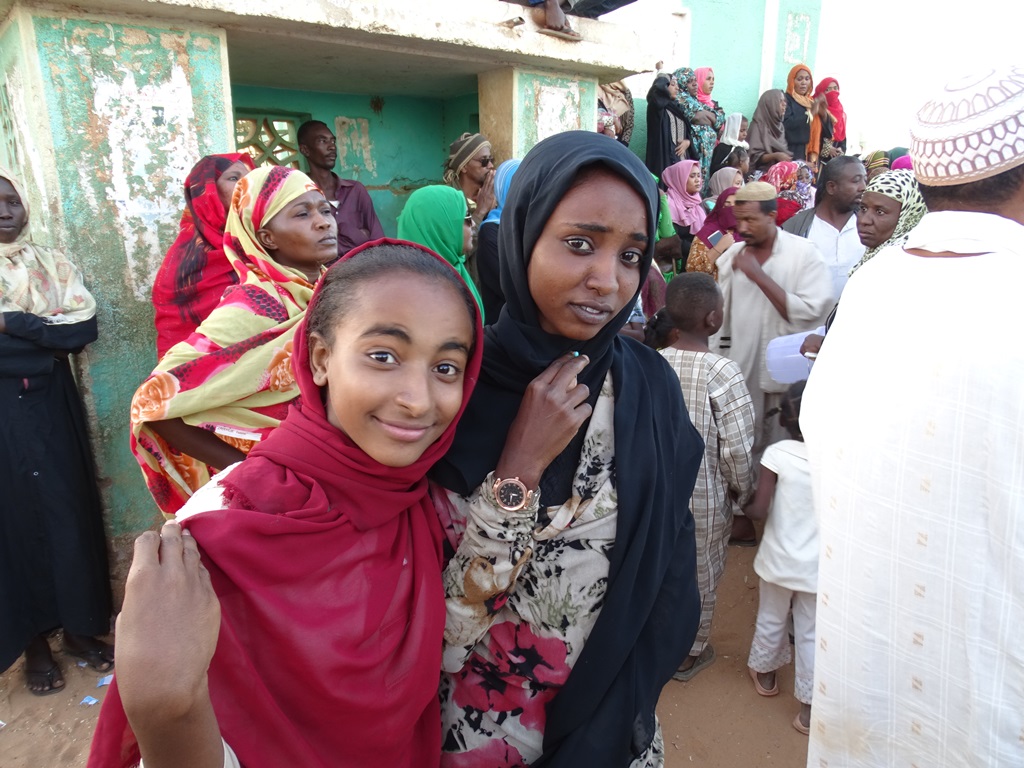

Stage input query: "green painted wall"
[
  {"left": 231, "top": 85, "right": 479, "bottom": 235},
  {"left": 442, "top": 92, "right": 481, "bottom": 150},
  {"left": 688, "top": 0, "right": 769, "bottom": 120},
  {"left": 772, "top": 0, "right": 822, "bottom": 90},
  {"left": 32, "top": 14, "right": 231, "bottom": 541}
]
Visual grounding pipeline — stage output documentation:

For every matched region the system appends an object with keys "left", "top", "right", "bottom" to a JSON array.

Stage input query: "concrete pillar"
[
  {"left": 479, "top": 67, "right": 598, "bottom": 164},
  {"left": 0, "top": 4, "right": 234, "bottom": 586}
]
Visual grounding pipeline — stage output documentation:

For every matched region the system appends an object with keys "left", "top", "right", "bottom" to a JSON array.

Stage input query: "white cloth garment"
[
  {"left": 801, "top": 210, "right": 1024, "bottom": 767},
  {"left": 806, "top": 213, "right": 864, "bottom": 299},
  {"left": 748, "top": 579, "right": 816, "bottom": 705},
  {"left": 712, "top": 228, "right": 833, "bottom": 455},
  {"left": 753, "top": 440, "right": 818, "bottom": 593}
]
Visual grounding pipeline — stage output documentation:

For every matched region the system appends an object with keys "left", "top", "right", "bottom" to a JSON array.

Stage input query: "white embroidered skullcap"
[{"left": 910, "top": 66, "right": 1024, "bottom": 186}]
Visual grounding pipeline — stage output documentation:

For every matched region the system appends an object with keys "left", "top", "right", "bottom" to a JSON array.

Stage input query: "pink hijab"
[
  {"left": 662, "top": 159, "right": 707, "bottom": 234},
  {"left": 695, "top": 67, "right": 715, "bottom": 107}
]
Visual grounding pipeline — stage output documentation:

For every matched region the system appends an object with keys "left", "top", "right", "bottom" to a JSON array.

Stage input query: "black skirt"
[{"left": 0, "top": 356, "right": 112, "bottom": 670}]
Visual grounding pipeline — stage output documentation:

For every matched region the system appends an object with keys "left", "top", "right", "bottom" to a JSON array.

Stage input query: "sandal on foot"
[
  {"left": 26, "top": 663, "right": 65, "bottom": 696},
  {"left": 748, "top": 666, "right": 779, "bottom": 697},
  {"left": 537, "top": 23, "right": 582, "bottom": 41},
  {"left": 673, "top": 644, "right": 716, "bottom": 682},
  {"left": 63, "top": 639, "right": 114, "bottom": 672},
  {"left": 792, "top": 712, "right": 810, "bottom": 735}
]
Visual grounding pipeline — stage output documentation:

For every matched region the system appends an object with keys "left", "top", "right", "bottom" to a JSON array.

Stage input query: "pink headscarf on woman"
[
  {"left": 662, "top": 159, "right": 707, "bottom": 234},
  {"left": 695, "top": 67, "right": 715, "bottom": 107}
]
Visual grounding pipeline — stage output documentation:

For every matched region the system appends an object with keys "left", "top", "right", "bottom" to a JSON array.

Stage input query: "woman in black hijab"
[
  {"left": 433, "top": 131, "right": 703, "bottom": 767},
  {"left": 645, "top": 73, "right": 695, "bottom": 183}
]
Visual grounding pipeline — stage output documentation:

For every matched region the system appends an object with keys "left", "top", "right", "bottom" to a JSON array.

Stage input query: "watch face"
[{"left": 497, "top": 481, "right": 525, "bottom": 509}]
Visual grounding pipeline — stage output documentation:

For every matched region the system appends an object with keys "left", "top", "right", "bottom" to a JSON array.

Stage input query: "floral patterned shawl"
[{"left": 130, "top": 165, "right": 323, "bottom": 516}]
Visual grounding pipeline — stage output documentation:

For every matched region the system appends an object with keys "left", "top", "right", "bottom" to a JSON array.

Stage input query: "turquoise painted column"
[{"left": 13, "top": 8, "right": 234, "bottom": 589}]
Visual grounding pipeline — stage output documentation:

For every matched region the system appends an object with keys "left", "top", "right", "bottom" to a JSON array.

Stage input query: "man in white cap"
[
  {"left": 711, "top": 181, "right": 832, "bottom": 544},
  {"left": 801, "top": 66, "right": 1024, "bottom": 765}
]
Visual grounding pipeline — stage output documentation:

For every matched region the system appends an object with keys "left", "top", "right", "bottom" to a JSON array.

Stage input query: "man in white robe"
[
  {"left": 712, "top": 181, "right": 833, "bottom": 455},
  {"left": 801, "top": 66, "right": 1024, "bottom": 766}
]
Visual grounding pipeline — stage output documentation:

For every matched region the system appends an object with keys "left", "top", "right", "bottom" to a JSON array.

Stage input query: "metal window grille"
[{"left": 234, "top": 112, "right": 309, "bottom": 169}]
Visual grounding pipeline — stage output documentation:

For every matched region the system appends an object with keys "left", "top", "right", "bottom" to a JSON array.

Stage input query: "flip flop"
[
  {"left": 64, "top": 642, "right": 114, "bottom": 673},
  {"left": 537, "top": 24, "right": 582, "bottom": 41},
  {"left": 26, "top": 663, "right": 65, "bottom": 696},
  {"left": 672, "top": 644, "right": 716, "bottom": 682},
  {"left": 748, "top": 666, "right": 779, "bottom": 697}
]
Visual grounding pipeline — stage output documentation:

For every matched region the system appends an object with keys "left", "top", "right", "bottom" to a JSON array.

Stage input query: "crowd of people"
[{"left": 1, "top": 59, "right": 1022, "bottom": 768}]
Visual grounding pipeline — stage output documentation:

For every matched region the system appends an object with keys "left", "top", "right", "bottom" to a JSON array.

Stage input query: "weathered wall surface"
[
  {"left": 29, "top": 11, "right": 233, "bottom": 548},
  {"left": 231, "top": 84, "right": 476, "bottom": 235},
  {"left": 772, "top": 0, "right": 821, "bottom": 88},
  {"left": 687, "top": 0, "right": 769, "bottom": 119},
  {"left": 515, "top": 71, "right": 598, "bottom": 159}
]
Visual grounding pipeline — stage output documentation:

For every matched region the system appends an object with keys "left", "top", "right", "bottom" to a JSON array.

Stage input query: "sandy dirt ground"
[{"left": 0, "top": 544, "right": 808, "bottom": 767}]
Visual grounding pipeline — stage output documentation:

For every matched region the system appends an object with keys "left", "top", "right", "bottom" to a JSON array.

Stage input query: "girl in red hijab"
[
  {"left": 813, "top": 77, "right": 847, "bottom": 160},
  {"left": 89, "top": 239, "right": 483, "bottom": 768},
  {"left": 152, "top": 153, "right": 254, "bottom": 357}
]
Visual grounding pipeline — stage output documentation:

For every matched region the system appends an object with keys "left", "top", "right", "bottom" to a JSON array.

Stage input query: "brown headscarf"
[{"left": 747, "top": 89, "right": 789, "bottom": 168}]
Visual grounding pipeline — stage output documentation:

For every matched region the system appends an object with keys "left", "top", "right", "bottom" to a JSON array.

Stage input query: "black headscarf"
[
  {"left": 645, "top": 74, "right": 695, "bottom": 183},
  {"left": 433, "top": 131, "right": 704, "bottom": 766}
]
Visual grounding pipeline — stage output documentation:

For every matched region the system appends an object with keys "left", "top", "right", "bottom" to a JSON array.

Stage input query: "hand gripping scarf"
[
  {"left": 90, "top": 238, "right": 484, "bottom": 768},
  {"left": 851, "top": 169, "right": 928, "bottom": 272},
  {"left": 786, "top": 64, "right": 823, "bottom": 159},
  {"left": 397, "top": 185, "right": 485, "bottom": 319},
  {"left": 130, "top": 165, "right": 323, "bottom": 517},
  {"left": 0, "top": 167, "right": 96, "bottom": 324},
  {"left": 813, "top": 77, "right": 846, "bottom": 143},
  {"left": 662, "top": 159, "right": 707, "bottom": 233},
  {"left": 431, "top": 131, "right": 703, "bottom": 767},
  {"left": 152, "top": 153, "right": 255, "bottom": 357}
]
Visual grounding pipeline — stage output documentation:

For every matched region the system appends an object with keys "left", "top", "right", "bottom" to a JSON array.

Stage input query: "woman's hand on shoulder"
[
  {"left": 117, "top": 522, "right": 221, "bottom": 726},
  {"left": 495, "top": 353, "right": 593, "bottom": 491}
]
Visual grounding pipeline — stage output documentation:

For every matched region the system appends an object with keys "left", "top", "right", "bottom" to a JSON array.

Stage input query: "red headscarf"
[
  {"left": 695, "top": 67, "right": 715, "bottom": 107},
  {"left": 695, "top": 186, "right": 739, "bottom": 247},
  {"left": 91, "top": 238, "right": 484, "bottom": 768},
  {"left": 152, "top": 153, "right": 255, "bottom": 357},
  {"left": 813, "top": 77, "right": 846, "bottom": 143}
]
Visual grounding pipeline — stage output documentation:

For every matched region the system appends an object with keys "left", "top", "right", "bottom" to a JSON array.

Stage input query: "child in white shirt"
[{"left": 742, "top": 380, "right": 817, "bottom": 735}]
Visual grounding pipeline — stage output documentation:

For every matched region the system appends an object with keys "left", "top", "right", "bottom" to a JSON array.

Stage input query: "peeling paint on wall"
[
  {"left": 91, "top": 65, "right": 200, "bottom": 300},
  {"left": 334, "top": 115, "right": 375, "bottom": 175},
  {"left": 783, "top": 12, "right": 811, "bottom": 65},
  {"left": 31, "top": 14, "right": 231, "bottom": 538},
  {"left": 516, "top": 71, "right": 597, "bottom": 157}
]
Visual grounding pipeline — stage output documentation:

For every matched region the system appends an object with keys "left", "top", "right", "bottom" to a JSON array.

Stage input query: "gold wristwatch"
[{"left": 491, "top": 476, "right": 534, "bottom": 513}]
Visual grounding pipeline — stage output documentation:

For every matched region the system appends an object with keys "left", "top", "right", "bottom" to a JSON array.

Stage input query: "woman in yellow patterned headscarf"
[{"left": 131, "top": 165, "right": 337, "bottom": 516}]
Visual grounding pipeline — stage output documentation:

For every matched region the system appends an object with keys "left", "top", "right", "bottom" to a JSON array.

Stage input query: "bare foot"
[{"left": 532, "top": 0, "right": 582, "bottom": 39}]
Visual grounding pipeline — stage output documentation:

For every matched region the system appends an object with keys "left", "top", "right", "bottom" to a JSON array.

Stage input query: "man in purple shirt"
[{"left": 298, "top": 120, "right": 384, "bottom": 260}]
